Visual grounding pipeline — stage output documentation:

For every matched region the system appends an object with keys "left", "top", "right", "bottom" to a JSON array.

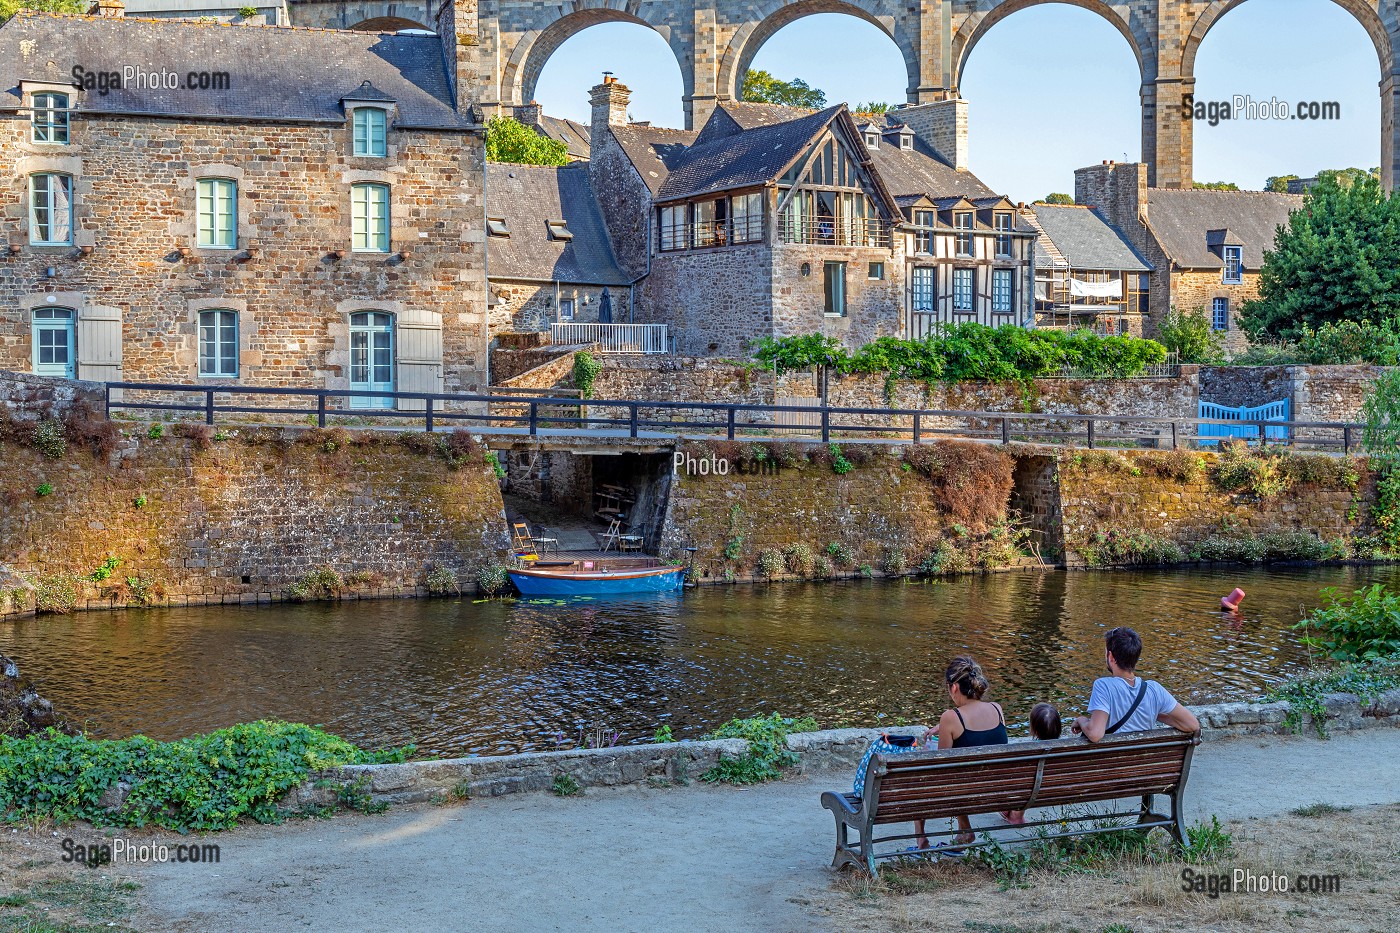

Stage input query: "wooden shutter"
[
  {"left": 395, "top": 308, "right": 442, "bottom": 411},
  {"left": 77, "top": 305, "right": 122, "bottom": 383}
]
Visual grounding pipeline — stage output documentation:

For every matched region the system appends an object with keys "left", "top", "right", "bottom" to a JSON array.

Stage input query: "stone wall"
[
  {"left": 1198, "top": 365, "right": 1381, "bottom": 439},
  {"left": 0, "top": 371, "right": 105, "bottom": 421},
  {"left": 1010, "top": 455, "right": 1064, "bottom": 561},
  {"left": 592, "top": 356, "right": 777, "bottom": 427},
  {"left": 770, "top": 243, "right": 906, "bottom": 351},
  {"left": 637, "top": 244, "right": 774, "bottom": 358},
  {"left": 0, "top": 111, "right": 488, "bottom": 393},
  {"left": 488, "top": 280, "right": 616, "bottom": 338},
  {"left": 1169, "top": 270, "right": 1260, "bottom": 353},
  {"left": 0, "top": 426, "right": 510, "bottom": 614}
]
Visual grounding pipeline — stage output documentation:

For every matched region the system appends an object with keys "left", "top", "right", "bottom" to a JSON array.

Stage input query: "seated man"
[{"left": 1072, "top": 627, "right": 1201, "bottom": 741}]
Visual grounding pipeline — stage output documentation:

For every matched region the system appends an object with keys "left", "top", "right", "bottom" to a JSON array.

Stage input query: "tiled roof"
[
  {"left": 718, "top": 101, "right": 818, "bottom": 130},
  {"left": 485, "top": 163, "right": 629, "bottom": 286},
  {"left": 865, "top": 142, "right": 996, "bottom": 201},
  {"left": 655, "top": 105, "right": 844, "bottom": 201},
  {"left": 1026, "top": 204, "right": 1152, "bottom": 272},
  {"left": 0, "top": 13, "right": 469, "bottom": 129},
  {"left": 537, "top": 114, "right": 590, "bottom": 160},
  {"left": 1145, "top": 188, "right": 1302, "bottom": 270},
  {"left": 608, "top": 123, "right": 699, "bottom": 196}
]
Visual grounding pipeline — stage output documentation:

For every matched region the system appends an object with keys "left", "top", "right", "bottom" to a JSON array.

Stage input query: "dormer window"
[
  {"left": 899, "top": 133, "right": 912, "bottom": 151},
  {"left": 994, "top": 212, "right": 1013, "bottom": 257},
  {"left": 954, "top": 211, "right": 973, "bottom": 256},
  {"left": 487, "top": 216, "right": 510, "bottom": 238},
  {"left": 547, "top": 219, "right": 573, "bottom": 241},
  {"left": 1222, "top": 245, "right": 1243, "bottom": 284},
  {"left": 352, "top": 107, "right": 388, "bottom": 158},
  {"left": 865, "top": 132, "right": 880, "bottom": 149},
  {"left": 31, "top": 92, "right": 71, "bottom": 145}
]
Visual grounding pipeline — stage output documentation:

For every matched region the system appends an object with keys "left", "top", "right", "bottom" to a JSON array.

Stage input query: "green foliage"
[
  {"left": 1183, "top": 815, "right": 1236, "bottom": 864},
  {"left": 425, "top": 563, "right": 459, "bottom": 595},
  {"left": 1265, "top": 174, "right": 1300, "bottom": 193},
  {"left": 1210, "top": 442, "right": 1290, "bottom": 498},
  {"left": 757, "top": 547, "right": 785, "bottom": 577},
  {"left": 1156, "top": 307, "right": 1223, "bottom": 363},
  {"left": 1137, "top": 449, "right": 1204, "bottom": 483},
  {"left": 484, "top": 116, "right": 568, "bottom": 166},
  {"left": 1081, "top": 531, "right": 1185, "bottom": 567},
  {"left": 133, "top": 494, "right": 148, "bottom": 509},
  {"left": 1373, "top": 470, "right": 1400, "bottom": 551},
  {"left": 572, "top": 351, "right": 602, "bottom": 399},
  {"left": 1040, "top": 192, "right": 1075, "bottom": 205},
  {"left": 754, "top": 326, "right": 1166, "bottom": 382},
  {"left": 850, "top": 101, "right": 894, "bottom": 116},
  {"left": 30, "top": 419, "right": 67, "bottom": 460},
  {"left": 30, "top": 574, "right": 79, "bottom": 614},
  {"left": 782, "top": 543, "right": 815, "bottom": 576},
  {"left": 550, "top": 774, "right": 581, "bottom": 797},
  {"left": 701, "top": 713, "right": 819, "bottom": 785},
  {"left": 739, "top": 69, "right": 826, "bottom": 108},
  {"left": 88, "top": 557, "right": 121, "bottom": 583},
  {"left": 485, "top": 450, "right": 506, "bottom": 480},
  {"left": 917, "top": 540, "right": 971, "bottom": 576},
  {"left": 1266, "top": 659, "right": 1400, "bottom": 737},
  {"left": 123, "top": 575, "right": 163, "bottom": 606},
  {"left": 723, "top": 504, "right": 745, "bottom": 561},
  {"left": 35, "top": 482, "right": 53, "bottom": 498},
  {"left": 0, "top": 720, "right": 409, "bottom": 831},
  {"left": 337, "top": 775, "right": 390, "bottom": 814},
  {"left": 237, "top": 4, "right": 257, "bottom": 16},
  {"left": 825, "top": 542, "right": 853, "bottom": 566},
  {"left": 1240, "top": 173, "right": 1400, "bottom": 340},
  {"left": 147, "top": 423, "right": 164, "bottom": 440},
  {"left": 1293, "top": 586, "right": 1400, "bottom": 662},
  {"left": 1193, "top": 181, "right": 1239, "bottom": 191},
  {"left": 0, "top": 0, "right": 84, "bottom": 25},
  {"left": 1189, "top": 531, "right": 1343, "bottom": 564},
  {"left": 652, "top": 725, "right": 674, "bottom": 744},
  {"left": 1361, "top": 368, "right": 1400, "bottom": 470},
  {"left": 1295, "top": 319, "right": 1400, "bottom": 364},
  {"left": 288, "top": 566, "right": 342, "bottom": 601},
  {"left": 475, "top": 564, "right": 509, "bottom": 595},
  {"left": 1229, "top": 340, "right": 1304, "bottom": 365},
  {"left": 828, "top": 443, "right": 853, "bottom": 474}
]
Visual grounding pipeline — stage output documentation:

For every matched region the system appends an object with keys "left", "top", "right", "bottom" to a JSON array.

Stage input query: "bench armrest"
[{"left": 821, "top": 790, "right": 861, "bottom": 819}]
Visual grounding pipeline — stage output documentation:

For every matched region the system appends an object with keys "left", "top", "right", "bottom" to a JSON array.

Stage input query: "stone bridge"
[{"left": 290, "top": 0, "right": 1400, "bottom": 189}]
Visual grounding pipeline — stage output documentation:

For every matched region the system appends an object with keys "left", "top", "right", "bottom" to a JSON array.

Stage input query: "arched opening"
[
  {"left": 957, "top": 3, "right": 1143, "bottom": 202},
  {"left": 347, "top": 16, "right": 429, "bottom": 32},
  {"left": 514, "top": 16, "right": 686, "bottom": 128},
  {"left": 720, "top": 3, "right": 915, "bottom": 110},
  {"left": 1187, "top": 0, "right": 1385, "bottom": 190}
]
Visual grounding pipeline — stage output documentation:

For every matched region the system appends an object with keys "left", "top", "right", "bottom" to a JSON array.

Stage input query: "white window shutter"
[
  {"left": 394, "top": 308, "right": 442, "bottom": 411},
  {"left": 77, "top": 305, "right": 123, "bottom": 383}
]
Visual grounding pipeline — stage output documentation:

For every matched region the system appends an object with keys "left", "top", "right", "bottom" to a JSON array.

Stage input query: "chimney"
[
  {"left": 1075, "top": 161, "right": 1149, "bottom": 250},
  {"left": 88, "top": 0, "right": 125, "bottom": 16},
  {"left": 435, "top": 0, "right": 481, "bottom": 116},
  {"left": 514, "top": 101, "right": 542, "bottom": 127},
  {"left": 886, "top": 97, "right": 968, "bottom": 171},
  {"left": 589, "top": 74, "right": 630, "bottom": 156}
]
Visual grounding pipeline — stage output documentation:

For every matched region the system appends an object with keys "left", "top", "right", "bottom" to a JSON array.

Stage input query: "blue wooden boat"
[{"left": 509, "top": 563, "right": 686, "bottom": 596}]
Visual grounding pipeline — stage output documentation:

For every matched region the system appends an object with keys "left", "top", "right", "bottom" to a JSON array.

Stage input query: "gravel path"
[{"left": 124, "top": 729, "right": 1400, "bottom": 933}]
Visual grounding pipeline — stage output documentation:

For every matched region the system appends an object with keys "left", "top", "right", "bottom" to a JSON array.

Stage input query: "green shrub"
[
  {"left": 1374, "top": 471, "right": 1400, "bottom": 551},
  {"left": 1156, "top": 307, "right": 1224, "bottom": 364},
  {"left": 1296, "top": 319, "right": 1400, "bottom": 365},
  {"left": 485, "top": 450, "right": 506, "bottom": 480},
  {"left": 813, "top": 555, "right": 835, "bottom": 578},
  {"left": 882, "top": 548, "right": 907, "bottom": 576},
  {"left": 828, "top": 443, "right": 853, "bottom": 475},
  {"left": 425, "top": 563, "right": 458, "bottom": 595},
  {"left": 1266, "top": 659, "right": 1400, "bottom": 736},
  {"left": 1293, "top": 585, "right": 1400, "bottom": 662},
  {"left": 825, "top": 542, "right": 853, "bottom": 566},
  {"left": 1081, "top": 531, "right": 1185, "bottom": 567},
  {"left": 147, "top": 423, "right": 164, "bottom": 440},
  {"left": 0, "top": 720, "right": 409, "bottom": 831},
  {"left": 550, "top": 774, "right": 581, "bottom": 797},
  {"left": 31, "top": 574, "right": 80, "bottom": 614},
  {"left": 475, "top": 564, "right": 509, "bottom": 595},
  {"left": 572, "top": 351, "right": 602, "bottom": 399},
  {"left": 701, "top": 714, "right": 819, "bottom": 785},
  {"left": 782, "top": 543, "right": 815, "bottom": 576},
  {"left": 1210, "top": 442, "right": 1291, "bottom": 499},
  {"left": 757, "top": 548, "right": 785, "bottom": 577},
  {"left": 1189, "top": 531, "right": 1341, "bottom": 564},
  {"left": 288, "top": 566, "right": 342, "bottom": 601},
  {"left": 917, "top": 540, "right": 971, "bottom": 576},
  {"left": 30, "top": 419, "right": 67, "bottom": 460},
  {"left": 35, "top": 482, "right": 53, "bottom": 498},
  {"left": 1137, "top": 449, "right": 1204, "bottom": 483}
]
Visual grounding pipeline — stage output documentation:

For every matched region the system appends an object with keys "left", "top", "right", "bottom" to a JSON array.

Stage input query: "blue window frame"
[
  {"left": 911, "top": 266, "right": 935, "bottom": 312},
  {"left": 953, "top": 268, "right": 975, "bottom": 312},
  {"left": 352, "top": 108, "right": 388, "bottom": 157},
  {"left": 349, "top": 311, "right": 394, "bottom": 408},
  {"left": 196, "top": 178, "right": 237, "bottom": 249},
  {"left": 1212, "top": 297, "right": 1229, "bottom": 331},
  {"left": 32, "top": 307, "right": 76, "bottom": 378},
  {"left": 32, "top": 92, "right": 70, "bottom": 145},
  {"left": 351, "top": 183, "right": 390, "bottom": 252},
  {"left": 1222, "top": 245, "right": 1243, "bottom": 284},
  {"left": 992, "top": 269, "right": 1013, "bottom": 312}
]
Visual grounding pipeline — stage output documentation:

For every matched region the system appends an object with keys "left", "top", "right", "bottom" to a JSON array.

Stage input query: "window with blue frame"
[
  {"left": 1222, "top": 245, "right": 1243, "bottom": 284},
  {"left": 29, "top": 173, "right": 73, "bottom": 245},
  {"left": 196, "top": 178, "right": 237, "bottom": 249},
  {"left": 352, "top": 108, "right": 388, "bottom": 157},
  {"left": 31, "top": 307, "right": 76, "bottom": 378},
  {"left": 31, "top": 92, "right": 70, "bottom": 144},
  {"left": 351, "top": 183, "right": 390, "bottom": 252},
  {"left": 1212, "top": 297, "right": 1229, "bottom": 331}
]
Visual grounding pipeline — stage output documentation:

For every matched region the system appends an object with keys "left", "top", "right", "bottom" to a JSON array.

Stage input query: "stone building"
[
  {"left": 1075, "top": 161, "right": 1301, "bottom": 351},
  {"left": 485, "top": 162, "right": 631, "bottom": 338},
  {"left": 1020, "top": 203, "right": 1153, "bottom": 336},
  {"left": 0, "top": 2, "right": 490, "bottom": 406}
]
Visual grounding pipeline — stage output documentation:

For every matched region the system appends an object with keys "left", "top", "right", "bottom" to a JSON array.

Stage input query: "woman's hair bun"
[{"left": 945, "top": 655, "right": 989, "bottom": 700}]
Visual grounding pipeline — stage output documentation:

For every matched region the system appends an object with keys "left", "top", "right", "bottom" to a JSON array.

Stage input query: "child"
[{"left": 1001, "top": 703, "right": 1062, "bottom": 825}]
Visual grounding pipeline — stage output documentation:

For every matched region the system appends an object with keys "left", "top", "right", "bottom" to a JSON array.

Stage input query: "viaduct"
[{"left": 287, "top": 0, "right": 1400, "bottom": 189}]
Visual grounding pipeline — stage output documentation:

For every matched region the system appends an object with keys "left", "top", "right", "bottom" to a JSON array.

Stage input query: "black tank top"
[{"left": 951, "top": 705, "right": 1009, "bottom": 748}]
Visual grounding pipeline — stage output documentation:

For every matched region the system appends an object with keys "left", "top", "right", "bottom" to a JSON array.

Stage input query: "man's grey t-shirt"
[{"left": 1087, "top": 676, "right": 1178, "bottom": 733}]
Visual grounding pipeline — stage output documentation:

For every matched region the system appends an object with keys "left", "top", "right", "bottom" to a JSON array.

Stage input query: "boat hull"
[{"left": 509, "top": 565, "right": 686, "bottom": 596}]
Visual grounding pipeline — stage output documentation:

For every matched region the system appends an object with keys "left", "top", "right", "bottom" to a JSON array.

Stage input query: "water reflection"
[{"left": 3, "top": 564, "right": 1393, "bottom": 757}]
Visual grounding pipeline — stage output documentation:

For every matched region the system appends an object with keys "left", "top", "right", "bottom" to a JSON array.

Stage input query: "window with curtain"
[
  {"left": 1222, "top": 246, "right": 1243, "bottom": 284},
  {"left": 659, "top": 205, "right": 685, "bottom": 251},
  {"left": 731, "top": 193, "right": 763, "bottom": 243},
  {"left": 823, "top": 262, "right": 847, "bottom": 316},
  {"left": 911, "top": 267, "right": 935, "bottom": 312},
  {"left": 954, "top": 212, "right": 973, "bottom": 257},
  {"left": 196, "top": 178, "right": 237, "bottom": 249},
  {"left": 352, "top": 183, "right": 390, "bottom": 252},
  {"left": 198, "top": 309, "right": 238, "bottom": 377},
  {"left": 32, "top": 92, "right": 70, "bottom": 144},
  {"left": 994, "top": 212, "right": 1013, "bottom": 257},
  {"left": 29, "top": 173, "right": 73, "bottom": 245}
]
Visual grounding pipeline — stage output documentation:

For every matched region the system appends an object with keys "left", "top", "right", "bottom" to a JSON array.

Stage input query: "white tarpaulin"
[
  {"left": 1069, "top": 278, "right": 1124, "bottom": 299},
  {"left": 1034, "top": 281, "right": 1048, "bottom": 301}
]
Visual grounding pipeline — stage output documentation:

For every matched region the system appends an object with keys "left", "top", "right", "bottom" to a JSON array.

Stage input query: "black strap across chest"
[{"left": 1106, "top": 679, "right": 1149, "bottom": 735}]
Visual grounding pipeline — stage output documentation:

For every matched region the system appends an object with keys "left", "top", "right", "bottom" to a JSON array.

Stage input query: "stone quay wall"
[
  {"left": 291, "top": 692, "right": 1400, "bottom": 808},
  {"left": 1199, "top": 364, "right": 1383, "bottom": 435}
]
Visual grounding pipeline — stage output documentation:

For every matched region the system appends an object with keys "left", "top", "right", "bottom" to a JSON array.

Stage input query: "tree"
[
  {"left": 1265, "top": 175, "right": 1300, "bottom": 193},
  {"left": 1193, "top": 181, "right": 1240, "bottom": 191},
  {"left": 484, "top": 116, "right": 568, "bottom": 166},
  {"left": 1039, "top": 193, "right": 1075, "bottom": 205},
  {"left": 1239, "top": 173, "right": 1400, "bottom": 340},
  {"left": 851, "top": 102, "right": 895, "bottom": 118},
  {"left": 740, "top": 69, "right": 826, "bottom": 109},
  {"left": 0, "top": 0, "right": 85, "bottom": 24},
  {"left": 1156, "top": 307, "right": 1224, "bottom": 363}
]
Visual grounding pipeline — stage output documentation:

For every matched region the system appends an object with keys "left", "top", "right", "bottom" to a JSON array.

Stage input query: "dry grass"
[
  {"left": 0, "top": 823, "right": 144, "bottom": 932},
  {"left": 811, "top": 804, "right": 1400, "bottom": 933}
]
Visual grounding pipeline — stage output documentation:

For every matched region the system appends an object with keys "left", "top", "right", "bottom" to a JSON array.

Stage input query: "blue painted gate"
[{"left": 1197, "top": 399, "right": 1291, "bottom": 443}]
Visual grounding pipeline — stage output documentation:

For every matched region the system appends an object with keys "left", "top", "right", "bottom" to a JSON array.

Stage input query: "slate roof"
[
  {"left": 865, "top": 142, "right": 996, "bottom": 202},
  {"left": 1026, "top": 205, "right": 1152, "bottom": 272},
  {"left": 608, "top": 123, "right": 699, "bottom": 196},
  {"left": 655, "top": 105, "right": 845, "bottom": 202},
  {"left": 537, "top": 114, "right": 590, "bottom": 160},
  {"left": 0, "top": 13, "right": 470, "bottom": 129},
  {"left": 718, "top": 101, "right": 817, "bottom": 130},
  {"left": 485, "top": 162, "right": 629, "bottom": 286},
  {"left": 1145, "top": 188, "right": 1301, "bottom": 270}
]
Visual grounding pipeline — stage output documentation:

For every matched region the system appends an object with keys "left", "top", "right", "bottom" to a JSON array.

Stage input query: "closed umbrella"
[{"left": 598, "top": 288, "right": 613, "bottom": 324}]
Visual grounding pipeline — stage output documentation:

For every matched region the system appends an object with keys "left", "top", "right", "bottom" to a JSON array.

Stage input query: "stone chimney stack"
[
  {"left": 589, "top": 74, "right": 630, "bottom": 156},
  {"left": 1074, "top": 160, "right": 1148, "bottom": 224},
  {"left": 435, "top": 0, "right": 481, "bottom": 116},
  {"left": 89, "top": 0, "right": 125, "bottom": 17},
  {"left": 514, "top": 101, "right": 542, "bottom": 128},
  {"left": 891, "top": 97, "right": 968, "bottom": 171}
]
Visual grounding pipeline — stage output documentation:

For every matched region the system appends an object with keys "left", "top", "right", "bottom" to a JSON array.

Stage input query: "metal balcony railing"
[{"left": 779, "top": 217, "right": 891, "bottom": 248}]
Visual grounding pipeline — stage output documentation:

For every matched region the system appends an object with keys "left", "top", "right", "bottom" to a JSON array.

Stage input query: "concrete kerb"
[{"left": 287, "top": 691, "right": 1400, "bottom": 810}]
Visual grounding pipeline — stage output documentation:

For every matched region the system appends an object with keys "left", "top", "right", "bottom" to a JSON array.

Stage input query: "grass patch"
[
  {"left": 1290, "top": 802, "right": 1353, "bottom": 818},
  {"left": 550, "top": 774, "right": 581, "bottom": 797},
  {"left": 0, "top": 874, "right": 141, "bottom": 933}
]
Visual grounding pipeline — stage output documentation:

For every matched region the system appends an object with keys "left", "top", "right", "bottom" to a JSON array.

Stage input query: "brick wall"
[
  {"left": 0, "top": 113, "right": 488, "bottom": 393},
  {"left": 0, "top": 427, "right": 510, "bottom": 613}
]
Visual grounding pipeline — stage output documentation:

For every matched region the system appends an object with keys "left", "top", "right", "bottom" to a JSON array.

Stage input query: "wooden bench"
[{"left": 821, "top": 729, "right": 1200, "bottom": 874}]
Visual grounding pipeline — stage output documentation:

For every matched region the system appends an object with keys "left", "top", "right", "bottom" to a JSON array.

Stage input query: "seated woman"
[{"left": 913, "top": 655, "right": 1008, "bottom": 853}]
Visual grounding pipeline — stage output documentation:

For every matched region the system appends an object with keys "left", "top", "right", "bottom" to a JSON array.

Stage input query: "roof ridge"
[{"left": 11, "top": 10, "right": 431, "bottom": 36}]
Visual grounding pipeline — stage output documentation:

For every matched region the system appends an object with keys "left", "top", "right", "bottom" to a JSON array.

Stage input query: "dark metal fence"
[{"left": 102, "top": 381, "right": 1366, "bottom": 453}]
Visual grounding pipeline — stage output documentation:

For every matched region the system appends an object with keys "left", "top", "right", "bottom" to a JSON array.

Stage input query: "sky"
[{"left": 530, "top": 0, "right": 1382, "bottom": 203}]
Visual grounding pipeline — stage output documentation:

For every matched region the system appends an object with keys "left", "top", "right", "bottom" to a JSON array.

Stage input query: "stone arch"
[
  {"left": 1182, "top": 0, "right": 1391, "bottom": 77},
  {"left": 502, "top": 7, "right": 684, "bottom": 109},
  {"left": 347, "top": 16, "right": 429, "bottom": 32},
  {"left": 716, "top": 0, "right": 919, "bottom": 105},
  {"left": 951, "top": 0, "right": 1151, "bottom": 91}
]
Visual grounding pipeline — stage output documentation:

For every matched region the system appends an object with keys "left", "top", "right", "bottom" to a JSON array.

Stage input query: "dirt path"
[{"left": 30, "top": 730, "right": 1400, "bottom": 933}]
